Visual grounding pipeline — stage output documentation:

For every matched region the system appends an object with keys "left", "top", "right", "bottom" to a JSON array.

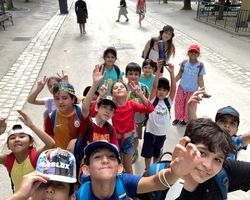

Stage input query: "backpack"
[
  {"left": 76, "top": 174, "right": 129, "bottom": 200},
  {"left": 142, "top": 37, "right": 155, "bottom": 59},
  {"left": 50, "top": 105, "right": 82, "bottom": 132},
  {"left": 6, "top": 148, "right": 38, "bottom": 192},
  {"left": 180, "top": 59, "right": 204, "bottom": 76},
  {"left": 74, "top": 119, "right": 114, "bottom": 183},
  {"left": 99, "top": 64, "right": 121, "bottom": 79},
  {"left": 138, "top": 152, "right": 229, "bottom": 200}
]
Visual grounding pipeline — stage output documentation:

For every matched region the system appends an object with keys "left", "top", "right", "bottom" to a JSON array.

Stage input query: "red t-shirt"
[{"left": 80, "top": 116, "right": 119, "bottom": 149}]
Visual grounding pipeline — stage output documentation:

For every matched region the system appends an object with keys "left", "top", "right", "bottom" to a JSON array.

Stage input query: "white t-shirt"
[
  {"left": 148, "top": 48, "right": 158, "bottom": 63},
  {"left": 146, "top": 96, "right": 172, "bottom": 136}
]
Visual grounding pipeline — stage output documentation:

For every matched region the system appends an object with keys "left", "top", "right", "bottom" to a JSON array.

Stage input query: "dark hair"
[
  {"left": 97, "top": 100, "right": 116, "bottom": 110},
  {"left": 184, "top": 118, "right": 236, "bottom": 159},
  {"left": 84, "top": 146, "right": 121, "bottom": 166},
  {"left": 47, "top": 77, "right": 61, "bottom": 87},
  {"left": 158, "top": 78, "right": 170, "bottom": 91},
  {"left": 110, "top": 80, "right": 128, "bottom": 95},
  {"left": 142, "top": 59, "right": 154, "bottom": 68},
  {"left": 69, "top": 183, "right": 75, "bottom": 196},
  {"left": 157, "top": 34, "right": 175, "bottom": 62},
  {"left": 103, "top": 47, "right": 117, "bottom": 59},
  {"left": 125, "top": 62, "right": 141, "bottom": 75},
  {"left": 83, "top": 86, "right": 99, "bottom": 97}
]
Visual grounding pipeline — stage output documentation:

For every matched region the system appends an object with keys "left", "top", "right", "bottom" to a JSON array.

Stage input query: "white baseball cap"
[{"left": 7, "top": 122, "right": 33, "bottom": 138}]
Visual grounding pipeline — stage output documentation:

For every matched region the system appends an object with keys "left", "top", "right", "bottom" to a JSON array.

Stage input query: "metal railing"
[{"left": 196, "top": 1, "right": 250, "bottom": 33}]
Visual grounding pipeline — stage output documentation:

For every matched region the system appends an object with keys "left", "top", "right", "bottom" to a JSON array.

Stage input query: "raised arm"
[
  {"left": 187, "top": 87, "right": 207, "bottom": 122},
  {"left": 129, "top": 81, "right": 149, "bottom": 107},
  {"left": 0, "top": 117, "right": 8, "bottom": 165},
  {"left": 242, "top": 131, "right": 250, "bottom": 147},
  {"left": 166, "top": 63, "right": 176, "bottom": 101},
  {"left": 5, "top": 171, "right": 49, "bottom": 200},
  {"left": 17, "top": 110, "right": 55, "bottom": 156},
  {"left": 56, "top": 70, "right": 69, "bottom": 83},
  {"left": 149, "top": 60, "right": 162, "bottom": 101},
  {"left": 27, "top": 76, "right": 48, "bottom": 105},
  {"left": 82, "top": 65, "right": 106, "bottom": 119},
  {"left": 137, "top": 137, "right": 199, "bottom": 193}
]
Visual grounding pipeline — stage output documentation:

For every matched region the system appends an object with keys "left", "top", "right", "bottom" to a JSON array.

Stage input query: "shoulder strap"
[
  {"left": 77, "top": 180, "right": 92, "bottom": 200},
  {"left": 106, "top": 122, "right": 114, "bottom": 138},
  {"left": 152, "top": 97, "right": 159, "bottom": 108},
  {"left": 181, "top": 59, "right": 188, "bottom": 74},
  {"left": 149, "top": 37, "right": 155, "bottom": 49},
  {"left": 6, "top": 153, "right": 15, "bottom": 175},
  {"left": 50, "top": 108, "right": 58, "bottom": 132},
  {"left": 114, "top": 65, "right": 120, "bottom": 79},
  {"left": 197, "top": 62, "right": 204, "bottom": 76},
  {"left": 115, "top": 174, "right": 129, "bottom": 199},
  {"left": 74, "top": 105, "right": 82, "bottom": 122},
  {"left": 164, "top": 98, "right": 171, "bottom": 113},
  {"left": 214, "top": 167, "right": 228, "bottom": 200},
  {"left": 29, "top": 148, "right": 38, "bottom": 169}
]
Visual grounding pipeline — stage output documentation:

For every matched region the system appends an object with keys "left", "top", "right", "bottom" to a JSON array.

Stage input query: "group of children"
[{"left": 2, "top": 25, "right": 250, "bottom": 199}]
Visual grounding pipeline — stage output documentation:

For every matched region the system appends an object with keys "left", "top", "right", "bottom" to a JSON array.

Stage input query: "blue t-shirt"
[
  {"left": 139, "top": 74, "right": 155, "bottom": 93},
  {"left": 98, "top": 66, "right": 124, "bottom": 95},
  {"left": 179, "top": 60, "right": 205, "bottom": 92},
  {"left": 84, "top": 174, "right": 142, "bottom": 200}
]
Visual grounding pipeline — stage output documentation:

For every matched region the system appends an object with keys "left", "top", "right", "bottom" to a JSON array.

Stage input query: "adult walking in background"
[
  {"left": 116, "top": 0, "right": 129, "bottom": 22},
  {"left": 136, "top": 0, "right": 146, "bottom": 26},
  {"left": 142, "top": 25, "right": 175, "bottom": 76},
  {"left": 75, "top": 0, "right": 88, "bottom": 35}
]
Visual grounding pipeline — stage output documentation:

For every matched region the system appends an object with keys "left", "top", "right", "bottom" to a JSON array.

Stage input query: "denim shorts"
[{"left": 118, "top": 133, "right": 135, "bottom": 155}]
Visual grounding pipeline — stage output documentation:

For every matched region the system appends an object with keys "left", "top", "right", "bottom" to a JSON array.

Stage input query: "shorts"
[
  {"left": 118, "top": 133, "right": 134, "bottom": 155},
  {"left": 141, "top": 132, "right": 166, "bottom": 159},
  {"left": 134, "top": 122, "right": 143, "bottom": 139},
  {"left": 137, "top": 8, "right": 145, "bottom": 15}
]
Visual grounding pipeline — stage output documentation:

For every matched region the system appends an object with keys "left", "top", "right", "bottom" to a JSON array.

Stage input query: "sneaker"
[
  {"left": 180, "top": 121, "right": 187, "bottom": 127},
  {"left": 116, "top": 19, "right": 119, "bottom": 22},
  {"left": 132, "top": 151, "right": 138, "bottom": 164},
  {"left": 172, "top": 119, "right": 179, "bottom": 126},
  {"left": 126, "top": 18, "right": 129, "bottom": 22}
]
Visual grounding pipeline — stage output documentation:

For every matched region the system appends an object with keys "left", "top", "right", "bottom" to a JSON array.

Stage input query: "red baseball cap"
[{"left": 188, "top": 45, "right": 200, "bottom": 53}]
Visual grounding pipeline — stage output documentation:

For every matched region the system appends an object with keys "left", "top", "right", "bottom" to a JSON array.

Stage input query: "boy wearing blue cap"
[
  {"left": 188, "top": 87, "right": 250, "bottom": 159},
  {"left": 76, "top": 139, "right": 199, "bottom": 200}
]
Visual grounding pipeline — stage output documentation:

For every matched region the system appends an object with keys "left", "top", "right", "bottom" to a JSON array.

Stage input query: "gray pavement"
[{"left": 0, "top": 0, "right": 250, "bottom": 199}]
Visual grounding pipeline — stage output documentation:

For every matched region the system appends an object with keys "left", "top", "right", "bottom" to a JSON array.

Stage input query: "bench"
[{"left": 0, "top": 11, "right": 14, "bottom": 30}]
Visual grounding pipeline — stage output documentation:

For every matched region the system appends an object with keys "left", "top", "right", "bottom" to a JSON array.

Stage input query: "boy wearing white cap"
[{"left": 0, "top": 110, "right": 55, "bottom": 193}]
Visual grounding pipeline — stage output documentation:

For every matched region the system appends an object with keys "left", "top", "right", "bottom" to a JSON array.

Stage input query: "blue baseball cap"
[
  {"left": 215, "top": 106, "right": 240, "bottom": 126},
  {"left": 84, "top": 140, "right": 121, "bottom": 163}
]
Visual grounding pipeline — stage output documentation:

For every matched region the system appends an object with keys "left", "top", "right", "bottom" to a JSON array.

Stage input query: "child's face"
[
  {"left": 54, "top": 91, "right": 75, "bottom": 115},
  {"left": 162, "top": 31, "right": 172, "bottom": 42},
  {"left": 48, "top": 79, "right": 59, "bottom": 95},
  {"left": 188, "top": 50, "right": 199, "bottom": 60},
  {"left": 187, "top": 143, "right": 224, "bottom": 185},
  {"left": 95, "top": 104, "right": 115, "bottom": 122},
  {"left": 216, "top": 115, "right": 238, "bottom": 136},
  {"left": 142, "top": 64, "right": 153, "bottom": 76},
  {"left": 83, "top": 147, "right": 123, "bottom": 182},
  {"left": 156, "top": 87, "right": 169, "bottom": 100},
  {"left": 104, "top": 52, "right": 117, "bottom": 67},
  {"left": 111, "top": 82, "right": 128, "bottom": 98},
  {"left": 125, "top": 70, "right": 140, "bottom": 84},
  {"left": 32, "top": 181, "right": 73, "bottom": 200},
  {"left": 7, "top": 133, "right": 33, "bottom": 153}
]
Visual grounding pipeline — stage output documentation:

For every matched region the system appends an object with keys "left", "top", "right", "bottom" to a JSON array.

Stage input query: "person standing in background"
[
  {"left": 75, "top": 0, "right": 88, "bottom": 35},
  {"left": 116, "top": 0, "right": 129, "bottom": 22},
  {"left": 136, "top": 0, "right": 146, "bottom": 26}
]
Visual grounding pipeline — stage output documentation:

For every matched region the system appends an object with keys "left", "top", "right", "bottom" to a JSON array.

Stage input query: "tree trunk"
[
  {"left": 163, "top": 0, "right": 168, "bottom": 3},
  {"left": 25, "top": 0, "right": 29, "bottom": 2},
  {"left": 6, "top": 0, "right": 14, "bottom": 9},
  {"left": 183, "top": 0, "right": 192, "bottom": 10},
  {"left": 217, "top": 0, "right": 225, "bottom": 20}
]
